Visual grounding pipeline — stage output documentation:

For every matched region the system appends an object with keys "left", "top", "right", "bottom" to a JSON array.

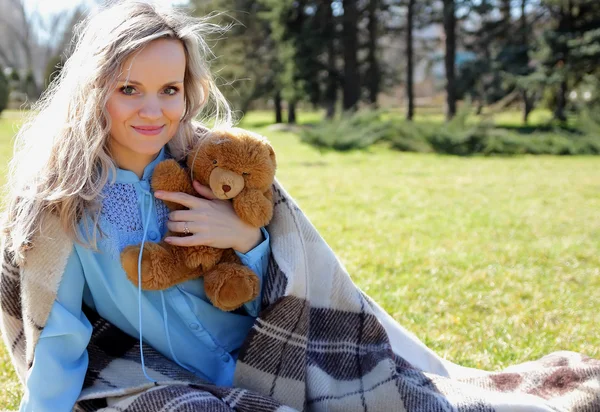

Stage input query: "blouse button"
[
  {"left": 189, "top": 323, "right": 200, "bottom": 330},
  {"left": 221, "top": 353, "right": 231, "bottom": 362},
  {"left": 149, "top": 231, "right": 159, "bottom": 241}
]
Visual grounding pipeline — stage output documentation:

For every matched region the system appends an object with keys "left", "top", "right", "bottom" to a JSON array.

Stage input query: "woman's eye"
[
  {"left": 164, "top": 86, "right": 179, "bottom": 96},
  {"left": 120, "top": 86, "right": 136, "bottom": 95}
]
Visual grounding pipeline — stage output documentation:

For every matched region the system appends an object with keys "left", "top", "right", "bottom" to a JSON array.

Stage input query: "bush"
[
  {"left": 385, "top": 121, "right": 434, "bottom": 153},
  {"left": 298, "top": 107, "right": 600, "bottom": 156},
  {"left": 299, "top": 110, "right": 390, "bottom": 152},
  {"left": 0, "top": 68, "right": 9, "bottom": 116}
]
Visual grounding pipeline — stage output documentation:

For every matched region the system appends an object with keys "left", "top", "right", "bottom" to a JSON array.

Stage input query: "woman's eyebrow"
[{"left": 117, "top": 79, "right": 184, "bottom": 86}]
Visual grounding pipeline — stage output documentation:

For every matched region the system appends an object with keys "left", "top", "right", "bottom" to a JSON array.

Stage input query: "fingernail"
[
  {"left": 154, "top": 191, "right": 163, "bottom": 198},
  {"left": 164, "top": 237, "right": 172, "bottom": 243}
]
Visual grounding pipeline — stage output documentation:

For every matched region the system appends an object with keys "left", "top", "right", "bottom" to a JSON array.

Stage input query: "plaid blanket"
[{"left": 2, "top": 180, "right": 599, "bottom": 411}]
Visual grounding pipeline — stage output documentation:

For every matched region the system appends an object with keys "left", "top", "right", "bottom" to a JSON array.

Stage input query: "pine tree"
[{"left": 538, "top": 0, "right": 600, "bottom": 120}]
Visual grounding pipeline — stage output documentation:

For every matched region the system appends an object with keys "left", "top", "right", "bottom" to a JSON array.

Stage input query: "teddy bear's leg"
[
  {"left": 232, "top": 188, "right": 274, "bottom": 227},
  {"left": 203, "top": 263, "right": 260, "bottom": 312},
  {"left": 151, "top": 159, "right": 195, "bottom": 211},
  {"left": 121, "top": 242, "right": 192, "bottom": 290}
]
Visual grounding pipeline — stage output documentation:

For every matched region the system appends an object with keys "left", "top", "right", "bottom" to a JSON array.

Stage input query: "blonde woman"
[
  {"left": 3, "top": 1, "right": 600, "bottom": 411},
  {"left": 1, "top": 1, "right": 270, "bottom": 410}
]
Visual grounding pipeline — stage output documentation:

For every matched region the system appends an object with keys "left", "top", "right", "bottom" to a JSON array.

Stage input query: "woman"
[
  {"left": 1, "top": 1, "right": 269, "bottom": 410},
  {"left": 2, "top": 1, "right": 599, "bottom": 411}
]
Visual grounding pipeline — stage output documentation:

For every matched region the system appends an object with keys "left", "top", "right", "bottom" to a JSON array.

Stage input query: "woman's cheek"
[
  {"left": 166, "top": 97, "right": 185, "bottom": 119},
  {"left": 107, "top": 96, "right": 139, "bottom": 122}
]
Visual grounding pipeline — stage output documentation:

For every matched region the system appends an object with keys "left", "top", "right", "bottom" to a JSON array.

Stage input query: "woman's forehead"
[{"left": 119, "top": 39, "right": 186, "bottom": 85}]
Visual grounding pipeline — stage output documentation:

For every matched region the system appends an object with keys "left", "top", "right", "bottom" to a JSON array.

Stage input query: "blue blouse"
[{"left": 19, "top": 148, "right": 270, "bottom": 412}]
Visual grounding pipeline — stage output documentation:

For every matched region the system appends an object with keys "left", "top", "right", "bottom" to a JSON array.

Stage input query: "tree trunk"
[
  {"left": 342, "top": 0, "right": 360, "bottom": 111},
  {"left": 325, "top": 0, "right": 337, "bottom": 120},
  {"left": 274, "top": 91, "right": 283, "bottom": 124},
  {"left": 366, "top": 0, "right": 379, "bottom": 106},
  {"left": 553, "top": 1, "right": 572, "bottom": 122},
  {"left": 406, "top": 0, "right": 415, "bottom": 121},
  {"left": 522, "top": 90, "right": 534, "bottom": 125},
  {"left": 554, "top": 81, "right": 568, "bottom": 122},
  {"left": 521, "top": 0, "right": 528, "bottom": 44},
  {"left": 288, "top": 101, "right": 297, "bottom": 124},
  {"left": 476, "top": 99, "right": 484, "bottom": 115},
  {"left": 443, "top": 0, "right": 457, "bottom": 120},
  {"left": 521, "top": 0, "right": 532, "bottom": 125},
  {"left": 501, "top": 0, "right": 511, "bottom": 27}
]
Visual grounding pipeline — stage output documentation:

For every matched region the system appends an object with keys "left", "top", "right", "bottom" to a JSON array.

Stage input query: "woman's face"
[{"left": 106, "top": 38, "right": 186, "bottom": 171}]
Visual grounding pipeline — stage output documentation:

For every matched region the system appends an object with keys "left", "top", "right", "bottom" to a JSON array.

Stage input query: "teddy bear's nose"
[{"left": 222, "top": 185, "right": 231, "bottom": 193}]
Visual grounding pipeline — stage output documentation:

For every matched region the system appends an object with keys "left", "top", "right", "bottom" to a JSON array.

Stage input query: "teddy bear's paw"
[
  {"left": 121, "top": 245, "right": 145, "bottom": 286},
  {"left": 152, "top": 159, "right": 193, "bottom": 210},
  {"left": 122, "top": 242, "right": 180, "bottom": 290},
  {"left": 204, "top": 264, "right": 260, "bottom": 312},
  {"left": 233, "top": 189, "right": 274, "bottom": 227}
]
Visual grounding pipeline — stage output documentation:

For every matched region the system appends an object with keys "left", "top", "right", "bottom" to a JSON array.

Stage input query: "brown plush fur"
[{"left": 121, "top": 128, "right": 276, "bottom": 311}]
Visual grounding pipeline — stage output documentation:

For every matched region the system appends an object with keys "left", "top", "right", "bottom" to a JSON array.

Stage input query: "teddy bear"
[{"left": 120, "top": 127, "right": 276, "bottom": 312}]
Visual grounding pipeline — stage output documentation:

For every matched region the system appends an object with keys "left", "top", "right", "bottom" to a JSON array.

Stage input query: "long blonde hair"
[{"left": 2, "top": 0, "right": 232, "bottom": 263}]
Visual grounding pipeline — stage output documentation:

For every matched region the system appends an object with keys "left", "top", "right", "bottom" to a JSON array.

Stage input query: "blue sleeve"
[
  {"left": 235, "top": 227, "right": 270, "bottom": 317},
  {"left": 19, "top": 250, "right": 93, "bottom": 412}
]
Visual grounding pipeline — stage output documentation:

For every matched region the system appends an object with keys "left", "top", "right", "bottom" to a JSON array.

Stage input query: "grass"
[{"left": 2, "top": 109, "right": 600, "bottom": 409}]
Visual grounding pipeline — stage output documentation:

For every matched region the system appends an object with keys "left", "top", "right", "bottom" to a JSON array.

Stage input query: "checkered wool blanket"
[{"left": 1, "top": 180, "right": 599, "bottom": 411}]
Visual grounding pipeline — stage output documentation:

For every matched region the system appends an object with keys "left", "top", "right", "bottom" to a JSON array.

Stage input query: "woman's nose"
[{"left": 138, "top": 97, "right": 162, "bottom": 120}]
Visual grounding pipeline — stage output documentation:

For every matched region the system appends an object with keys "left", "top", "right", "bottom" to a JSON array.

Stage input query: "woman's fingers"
[
  {"left": 167, "top": 220, "right": 201, "bottom": 234},
  {"left": 165, "top": 233, "right": 210, "bottom": 247},
  {"left": 154, "top": 190, "right": 204, "bottom": 209},
  {"left": 168, "top": 209, "right": 206, "bottom": 222}
]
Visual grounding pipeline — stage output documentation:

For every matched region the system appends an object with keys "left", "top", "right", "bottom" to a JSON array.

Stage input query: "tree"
[
  {"left": 324, "top": 0, "right": 339, "bottom": 119},
  {"left": 190, "top": 0, "right": 278, "bottom": 114},
  {"left": 406, "top": 0, "right": 415, "bottom": 120},
  {"left": 0, "top": 67, "right": 8, "bottom": 116},
  {"left": 537, "top": 0, "right": 600, "bottom": 121},
  {"left": 274, "top": 90, "right": 283, "bottom": 123},
  {"left": 342, "top": 0, "right": 360, "bottom": 110},
  {"left": 366, "top": 0, "right": 381, "bottom": 106},
  {"left": 0, "top": 0, "right": 83, "bottom": 99},
  {"left": 517, "top": 0, "right": 537, "bottom": 124},
  {"left": 443, "top": 0, "right": 457, "bottom": 120}
]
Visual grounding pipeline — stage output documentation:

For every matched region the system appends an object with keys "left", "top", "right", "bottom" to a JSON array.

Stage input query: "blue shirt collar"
[{"left": 111, "top": 147, "right": 167, "bottom": 183}]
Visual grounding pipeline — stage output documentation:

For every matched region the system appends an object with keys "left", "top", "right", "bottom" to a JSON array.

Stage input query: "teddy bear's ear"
[{"left": 267, "top": 144, "right": 277, "bottom": 168}]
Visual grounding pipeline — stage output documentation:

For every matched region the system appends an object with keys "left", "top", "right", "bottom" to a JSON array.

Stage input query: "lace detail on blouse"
[
  {"left": 155, "top": 197, "right": 170, "bottom": 236},
  {"left": 98, "top": 183, "right": 144, "bottom": 260},
  {"left": 101, "top": 184, "right": 143, "bottom": 232}
]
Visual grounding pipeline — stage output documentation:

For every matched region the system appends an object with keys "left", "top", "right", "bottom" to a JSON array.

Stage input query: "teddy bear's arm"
[
  {"left": 232, "top": 187, "right": 274, "bottom": 228},
  {"left": 151, "top": 159, "right": 195, "bottom": 211}
]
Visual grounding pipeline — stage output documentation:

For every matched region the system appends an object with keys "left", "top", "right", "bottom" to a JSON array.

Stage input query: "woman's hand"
[{"left": 154, "top": 181, "right": 263, "bottom": 254}]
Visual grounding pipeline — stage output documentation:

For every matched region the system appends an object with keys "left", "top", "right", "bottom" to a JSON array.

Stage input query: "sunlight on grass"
[{"left": 1, "top": 109, "right": 599, "bottom": 409}]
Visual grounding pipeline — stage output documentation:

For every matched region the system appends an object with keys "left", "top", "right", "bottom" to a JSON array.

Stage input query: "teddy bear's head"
[{"left": 187, "top": 128, "right": 276, "bottom": 200}]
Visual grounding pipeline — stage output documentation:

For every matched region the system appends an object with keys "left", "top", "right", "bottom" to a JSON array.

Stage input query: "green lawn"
[{"left": 1, "top": 109, "right": 599, "bottom": 409}]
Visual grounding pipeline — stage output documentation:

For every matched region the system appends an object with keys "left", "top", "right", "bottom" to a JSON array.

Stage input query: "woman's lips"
[{"left": 132, "top": 125, "right": 165, "bottom": 136}]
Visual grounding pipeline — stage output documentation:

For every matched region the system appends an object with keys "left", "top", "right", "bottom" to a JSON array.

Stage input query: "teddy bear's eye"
[
  {"left": 242, "top": 172, "right": 250, "bottom": 176},
  {"left": 212, "top": 159, "right": 218, "bottom": 165}
]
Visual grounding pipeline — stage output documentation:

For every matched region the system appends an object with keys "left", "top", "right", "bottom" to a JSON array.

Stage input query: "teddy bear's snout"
[{"left": 209, "top": 167, "right": 245, "bottom": 199}]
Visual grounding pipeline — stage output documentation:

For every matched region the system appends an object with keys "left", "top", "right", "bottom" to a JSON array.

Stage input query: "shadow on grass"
[{"left": 494, "top": 123, "right": 583, "bottom": 136}]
